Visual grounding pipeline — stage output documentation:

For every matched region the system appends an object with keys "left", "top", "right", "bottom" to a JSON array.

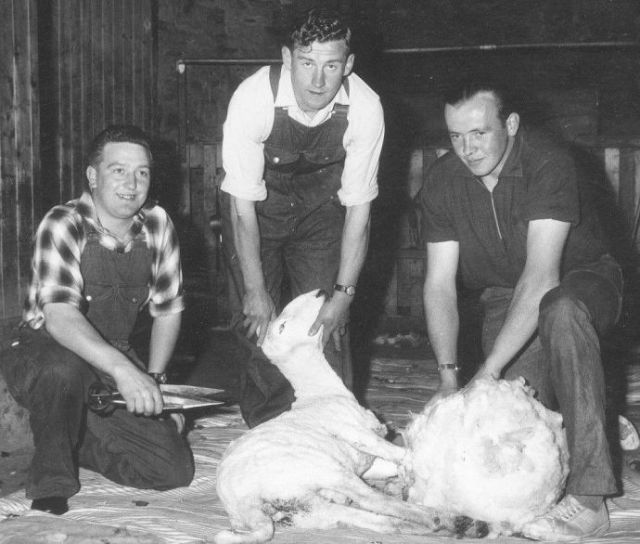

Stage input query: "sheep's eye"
[{"left": 279, "top": 322, "right": 286, "bottom": 333}]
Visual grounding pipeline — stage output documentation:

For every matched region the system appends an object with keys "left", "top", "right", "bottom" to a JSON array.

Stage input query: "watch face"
[{"left": 345, "top": 286, "right": 356, "bottom": 296}]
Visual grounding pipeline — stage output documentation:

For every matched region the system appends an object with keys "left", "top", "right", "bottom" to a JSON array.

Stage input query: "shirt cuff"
[
  {"left": 220, "top": 179, "right": 267, "bottom": 202},
  {"left": 337, "top": 186, "right": 379, "bottom": 207},
  {"left": 149, "top": 295, "right": 185, "bottom": 318}
]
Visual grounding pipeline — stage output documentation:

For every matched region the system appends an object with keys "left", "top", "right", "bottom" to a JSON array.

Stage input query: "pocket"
[
  {"left": 303, "top": 145, "right": 346, "bottom": 166},
  {"left": 84, "top": 283, "right": 114, "bottom": 303},
  {"left": 120, "top": 285, "right": 149, "bottom": 308},
  {"left": 264, "top": 146, "right": 299, "bottom": 167}
]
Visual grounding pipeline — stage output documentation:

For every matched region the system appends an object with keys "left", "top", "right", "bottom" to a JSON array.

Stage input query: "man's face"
[
  {"left": 86, "top": 142, "right": 150, "bottom": 227},
  {"left": 282, "top": 39, "right": 354, "bottom": 115},
  {"left": 445, "top": 91, "right": 519, "bottom": 181}
]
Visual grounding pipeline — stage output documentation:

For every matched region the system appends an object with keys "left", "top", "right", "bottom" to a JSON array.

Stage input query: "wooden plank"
[
  {"left": 53, "top": 0, "right": 65, "bottom": 203},
  {"left": 121, "top": 0, "right": 133, "bottom": 122},
  {"left": 130, "top": 0, "right": 139, "bottom": 125},
  {"left": 144, "top": 0, "right": 155, "bottom": 131},
  {"left": 113, "top": 0, "right": 125, "bottom": 121},
  {"left": 103, "top": 0, "right": 115, "bottom": 124},
  {"left": 70, "top": 0, "right": 83, "bottom": 197},
  {"left": 0, "top": 0, "right": 18, "bottom": 318},
  {"left": 604, "top": 147, "right": 620, "bottom": 201},
  {"left": 632, "top": 149, "right": 640, "bottom": 251},
  {"left": 0, "top": 0, "right": 8, "bottom": 317},
  {"left": 89, "top": 0, "right": 102, "bottom": 136},
  {"left": 619, "top": 147, "right": 637, "bottom": 232},
  {"left": 12, "top": 0, "right": 39, "bottom": 311},
  {"left": 57, "top": 0, "right": 73, "bottom": 201},
  {"left": 635, "top": 149, "right": 640, "bottom": 223}
]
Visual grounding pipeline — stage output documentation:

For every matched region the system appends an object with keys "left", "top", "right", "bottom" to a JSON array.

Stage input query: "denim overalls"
[
  {"left": 223, "top": 65, "right": 354, "bottom": 427},
  {"left": 1, "top": 222, "right": 193, "bottom": 500}
]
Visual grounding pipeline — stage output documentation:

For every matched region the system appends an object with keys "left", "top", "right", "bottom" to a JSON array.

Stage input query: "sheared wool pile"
[{"left": 404, "top": 378, "right": 569, "bottom": 533}]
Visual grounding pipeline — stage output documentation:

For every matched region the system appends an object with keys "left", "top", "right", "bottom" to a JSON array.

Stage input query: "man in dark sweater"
[{"left": 420, "top": 80, "right": 622, "bottom": 541}]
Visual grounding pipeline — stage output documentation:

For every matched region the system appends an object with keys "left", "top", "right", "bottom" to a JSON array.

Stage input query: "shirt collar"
[
  {"left": 76, "top": 190, "right": 151, "bottom": 247},
  {"left": 498, "top": 130, "right": 524, "bottom": 178},
  {"left": 275, "top": 64, "right": 350, "bottom": 120}
]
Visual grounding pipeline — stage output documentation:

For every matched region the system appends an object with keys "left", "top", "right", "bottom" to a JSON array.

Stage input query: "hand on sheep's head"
[
  {"left": 307, "top": 292, "right": 351, "bottom": 350},
  {"left": 261, "top": 289, "right": 326, "bottom": 363},
  {"left": 241, "top": 287, "right": 277, "bottom": 346}
]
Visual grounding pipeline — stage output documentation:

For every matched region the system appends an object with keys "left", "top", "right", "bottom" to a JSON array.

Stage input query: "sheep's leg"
[
  {"left": 361, "top": 457, "right": 399, "bottom": 480},
  {"left": 337, "top": 424, "right": 407, "bottom": 462},
  {"left": 298, "top": 501, "right": 440, "bottom": 535},
  {"left": 319, "top": 478, "right": 442, "bottom": 530},
  {"left": 362, "top": 458, "right": 406, "bottom": 499},
  {"left": 213, "top": 508, "right": 275, "bottom": 544}
]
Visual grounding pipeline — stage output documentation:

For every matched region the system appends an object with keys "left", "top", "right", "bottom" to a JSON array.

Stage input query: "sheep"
[
  {"left": 214, "top": 289, "right": 453, "bottom": 544},
  {"left": 404, "top": 377, "right": 570, "bottom": 536}
]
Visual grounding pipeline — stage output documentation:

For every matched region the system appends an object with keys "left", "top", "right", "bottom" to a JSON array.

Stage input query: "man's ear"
[
  {"left": 343, "top": 53, "right": 355, "bottom": 77},
  {"left": 506, "top": 113, "right": 520, "bottom": 137},
  {"left": 86, "top": 166, "right": 97, "bottom": 190},
  {"left": 281, "top": 45, "right": 292, "bottom": 70}
]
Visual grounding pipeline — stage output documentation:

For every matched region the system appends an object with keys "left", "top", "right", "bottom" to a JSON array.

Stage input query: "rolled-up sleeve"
[
  {"left": 33, "top": 210, "right": 85, "bottom": 309},
  {"left": 338, "top": 81, "right": 384, "bottom": 207},
  {"left": 220, "top": 67, "right": 273, "bottom": 201},
  {"left": 147, "top": 211, "right": 185, "bottom": 317}
]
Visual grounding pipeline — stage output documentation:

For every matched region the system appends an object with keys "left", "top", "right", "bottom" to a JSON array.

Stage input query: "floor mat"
[{"left": 2, "top": 358, "right": 640, "bottom": 543}]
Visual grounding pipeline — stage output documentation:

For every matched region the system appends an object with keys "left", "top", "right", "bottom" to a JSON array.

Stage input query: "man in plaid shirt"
[{"left": 1, "top": 125, "right": 194, "bottom": 515}]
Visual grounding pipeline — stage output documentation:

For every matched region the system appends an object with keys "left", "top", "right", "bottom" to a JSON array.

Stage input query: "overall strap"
[{"left": 269, "top": 64, "right": 281, "bottom": 101}]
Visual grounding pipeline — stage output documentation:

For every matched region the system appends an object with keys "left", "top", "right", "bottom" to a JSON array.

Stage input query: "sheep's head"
[{"left": 262, "top": 289, "right": 326, "bottom": 364}]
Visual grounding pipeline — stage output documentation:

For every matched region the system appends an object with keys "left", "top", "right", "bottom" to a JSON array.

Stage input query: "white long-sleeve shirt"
[{"left": 221, "top": 64, "right": 384, "bottom": 207}]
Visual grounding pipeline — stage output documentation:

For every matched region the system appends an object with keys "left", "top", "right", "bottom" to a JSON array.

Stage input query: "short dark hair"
[
  {"left": 285, "top": 8, "right": 351, "bottom": 53},
  {"left": 443, "top": 78, "right": 516, "bottom": 123},
  {"left": 86, "top": 125, "right": 153, "bottom": 167}
]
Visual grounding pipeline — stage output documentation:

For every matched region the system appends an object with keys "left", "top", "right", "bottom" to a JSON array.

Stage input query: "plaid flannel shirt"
[{"left": 24, "top": 191, "right": 184, "bottom": 329}]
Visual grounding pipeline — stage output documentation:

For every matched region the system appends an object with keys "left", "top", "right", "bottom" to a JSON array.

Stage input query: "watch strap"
[
  {"left": 334, "top": 283, "right": 356, "bottom": 296},
  {"left": 148, "top": 372, "right": 168, "bottom": 384}
]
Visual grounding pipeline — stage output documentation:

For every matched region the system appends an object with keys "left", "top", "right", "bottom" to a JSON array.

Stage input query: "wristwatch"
[
  {"left": 334, "top": 283, "right": 356, "bottom": 296},
  {"left": 148, "top": 372, "right": 168, "bottom": 384}
]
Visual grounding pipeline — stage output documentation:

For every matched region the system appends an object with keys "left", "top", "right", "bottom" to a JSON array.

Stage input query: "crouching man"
[
  {"left": 420, "top": 79, "right": 622, "bottom": 541},
  {"left": 0, "top": 125, "right": 194, "bottom": 515}
]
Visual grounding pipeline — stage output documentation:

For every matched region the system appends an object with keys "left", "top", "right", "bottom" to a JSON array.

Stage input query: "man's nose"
[
  {"left": 462, "top": 135, "right": 474, "bottom": 156},
  {"left": 125, "top": 172, "right": 137, "bottom": 188},
  {"left": 312, "top": 68, "right": 325, "bottom": 88}
]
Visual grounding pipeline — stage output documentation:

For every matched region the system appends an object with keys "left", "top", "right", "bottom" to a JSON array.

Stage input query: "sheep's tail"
[{"left": 212, "top": 518, "right": 274, "bottom": 544}]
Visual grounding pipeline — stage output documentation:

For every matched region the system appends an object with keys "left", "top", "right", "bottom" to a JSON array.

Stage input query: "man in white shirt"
[{"left": 221, "top": 8, "right": 384, "bottom": 427}]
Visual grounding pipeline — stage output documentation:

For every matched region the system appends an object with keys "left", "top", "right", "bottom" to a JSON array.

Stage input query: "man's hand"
[
  {"left": 308, "top": 293, "right": 351, "bottom": 350},
  {"left": 464, "top": 363, "right": 500, "bottom": 390},
  {"left": 426, "top": 381, "right": 458, "bottom": 407},
  {"left": 242, "top": 288, "right": 276, "bottom": 346},
  {"left": 170, "top": 413, "right": 186, "bottom": 434},
  {"left": 111, "top": 364, "right": 164, "bottom": 416}
]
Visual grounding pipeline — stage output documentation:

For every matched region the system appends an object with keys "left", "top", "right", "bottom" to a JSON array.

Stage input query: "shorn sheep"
[{"left": 214, "top": 289, "right": 471, "bottom": 544}]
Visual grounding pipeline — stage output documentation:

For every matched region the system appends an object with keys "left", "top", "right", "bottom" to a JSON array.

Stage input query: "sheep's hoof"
[{"left": 453, "top": 516, "right": 489, "bottom": 539}]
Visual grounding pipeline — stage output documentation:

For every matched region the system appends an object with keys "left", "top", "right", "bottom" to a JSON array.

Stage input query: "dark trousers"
[
  {"left": 1, "top": 327, "right": 194, "bottom": 500},
  {"left": 480, "top": 254, "right": 623, "bottom": 497},
  {"left": 222, "top": 192, "right": 353, "bottom": 428}
]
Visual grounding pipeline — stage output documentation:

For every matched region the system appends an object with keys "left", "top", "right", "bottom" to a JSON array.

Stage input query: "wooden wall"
[
  {"left": 40, "top": 0, "right": 156, "bottom": 209},
  {"left": 0, "top": 0, "right": 39, "bottom": 323}
]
